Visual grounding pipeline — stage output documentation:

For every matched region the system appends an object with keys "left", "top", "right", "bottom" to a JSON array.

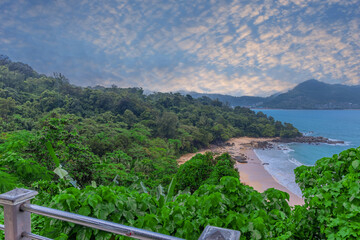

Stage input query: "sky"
[{"left": 0, "top": 0, "right": 359, "bottom": 97}]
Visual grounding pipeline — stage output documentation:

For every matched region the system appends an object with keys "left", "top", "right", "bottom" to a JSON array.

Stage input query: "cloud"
[
  {"left": 99, "top": 64, "right": 295, "bottom": 97},
  {"left": 0, "top": 0, "right": 359, "bottom": 95}
]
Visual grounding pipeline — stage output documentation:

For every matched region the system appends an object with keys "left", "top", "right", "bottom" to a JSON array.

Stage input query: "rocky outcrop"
[
  {"left": 249, "top": 136, "right": 344, "bottom": 150},
  {"left": 249, "top": 141, "right": 274, "bottom": 149},
  {"left": 274, "top": 136, "right": 344, "bottom": 145}
]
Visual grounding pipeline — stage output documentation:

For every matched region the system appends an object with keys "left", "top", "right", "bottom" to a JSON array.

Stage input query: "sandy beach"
[{"left": 177, "top": 137, "right": 304, "bottom": 206}]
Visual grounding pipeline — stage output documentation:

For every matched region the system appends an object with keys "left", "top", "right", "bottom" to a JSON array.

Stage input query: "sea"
[{"left": 252, "top": 109, "right": 360, "bottom": 197}]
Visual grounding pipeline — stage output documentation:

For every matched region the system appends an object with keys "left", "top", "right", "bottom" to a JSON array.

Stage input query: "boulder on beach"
[
  {"left": 233, "top": 154, "right": 248, "bottom": 163},
  {"left": 250, "top": 141, "right": 274, "bottom": 149}
]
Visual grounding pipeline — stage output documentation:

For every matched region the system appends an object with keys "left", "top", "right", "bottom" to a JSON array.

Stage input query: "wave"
[
  {"left": 275, "top": 143, "right": 295, "bottom": 154},
  {"left": 254, "top": 145, "right": 303, "bottom": 198},
  {"left": 288, "top": 157, "right": 303, "bottom": 167},
  {"left": 302, "top": 131, "right": 314, "bottom": 136},
  {"left": 327, "top": 138, "right": 351, "bottom": 146}
]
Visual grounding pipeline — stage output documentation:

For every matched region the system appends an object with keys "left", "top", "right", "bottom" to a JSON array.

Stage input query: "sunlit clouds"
[{"left": 0, "top": 0, "right": 359, "bottom": 96}]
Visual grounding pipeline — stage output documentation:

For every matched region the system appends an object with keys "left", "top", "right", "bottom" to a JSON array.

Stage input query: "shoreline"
[
  {"left": 177, "top": 137, "right": 304, "bottom": 206},
  {"left": 236, "top": 148, "right": 304, "bottom": 206}
]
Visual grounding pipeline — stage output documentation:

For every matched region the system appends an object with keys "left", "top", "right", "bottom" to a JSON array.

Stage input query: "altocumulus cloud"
[{"left": 0, "top": 0, "right": 359, "bottom": 96}]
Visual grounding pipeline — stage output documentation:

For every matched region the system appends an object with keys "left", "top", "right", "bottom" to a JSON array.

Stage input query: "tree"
[
  {"left": 38, "top": 90, "right": 65, "bottom": 112},
  {"left": 176, "top": 153, "right": 214, "bottom": 193},
  {"left": 123, "top": 109, "right": 137, "bottom": 126},
  {"left": 0, "top": 54, "right": 10, "bottom": 66},
  {"left": 0, "top": 97, "right": 16, "bottom": 119},
  {"left": 156, "top": 112, "right": 179, "bottom": 138}
]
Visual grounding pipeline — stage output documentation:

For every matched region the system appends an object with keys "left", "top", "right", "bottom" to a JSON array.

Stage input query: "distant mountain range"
[{"left": 180, "top": 80, "right": 360, "bottom": 109}]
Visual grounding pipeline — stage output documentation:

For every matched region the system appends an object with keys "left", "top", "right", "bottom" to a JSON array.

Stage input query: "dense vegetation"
[
  {"left": 188, "top": 79, "right": 360, "bottom": 109},
  {"left": 1, "top": 56, "right": 359, "bottom": 239},
  {"left": 2, "top": 147, "right": 359, "bottom": 239},
  {"left": 0, "top": 54, "right": 300, "bottom": 188}
]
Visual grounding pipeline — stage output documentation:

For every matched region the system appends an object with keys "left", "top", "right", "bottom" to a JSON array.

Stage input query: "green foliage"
[
  {"left": 45, "top": 141, "right": 60, "bottom": 167},
  {"left": 41, "top": 177, "right": 296, "bottom": 240},
  {"left": 176, "top": 153, "right": 239, "bottom": 193},
  {"left": 294, "top": 147, "right": 360, "bottom": 239},
  {"left": 176, "top": 153, "right": 214, "bottom": 193},
  {"left": 0, "top": 97, "right": 16, "bottom": 118},
  {"left": 0, "top": 206, "right": 3, "bottom": 239},
  {"left": 0, "top": 56, "right": 301, "bottom": 141},
  {"left": 156, "top": 112, "right": 179, "bottom": 138},
  {"left": 0, "top": 131, "right": 53, "bottom": 185},
  {"left": 41, "top": 185, "right": 159, "bottom": 239},
  {"left": 206, "top": 158, "right": 239, "bottom": 185},
  {"left": 0, "top": 169, "right": 18, "bottom": 193}
]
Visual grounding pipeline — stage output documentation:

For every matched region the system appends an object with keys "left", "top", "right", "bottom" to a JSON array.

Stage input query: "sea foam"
[{"left": 254, "top": 144, "right": 303, "bottom": 198}]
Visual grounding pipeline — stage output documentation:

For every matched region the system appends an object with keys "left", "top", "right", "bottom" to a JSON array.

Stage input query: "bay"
[{"left": 252, "top": 109, "right": 360, "bottom": 197}]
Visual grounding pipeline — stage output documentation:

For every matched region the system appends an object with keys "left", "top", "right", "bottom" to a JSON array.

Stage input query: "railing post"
[
  {"left": 0, "top": 188, "right": 38, "bottom": 240},
  {"left": 198, "top": 226, "right": 240, "bottom": 240}
]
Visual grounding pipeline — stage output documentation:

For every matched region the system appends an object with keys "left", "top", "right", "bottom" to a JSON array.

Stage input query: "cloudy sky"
[{"left": 0, "top": 0, "right": 359, "bottom": 96}]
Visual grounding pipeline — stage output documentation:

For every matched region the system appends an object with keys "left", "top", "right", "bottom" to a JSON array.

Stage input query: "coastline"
[
  {"left": 237, "top": 148, "right": 304, "bottom": 206},
  {"left": 177, "top": 137, "right": 304, "bottom": 206}
]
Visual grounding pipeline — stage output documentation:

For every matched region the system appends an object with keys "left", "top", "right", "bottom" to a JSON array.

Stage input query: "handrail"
[
  {"left": 22, "top": 232, "right": 52, "bottom": 240},
  {"left": 0, "top": 223, "right": 51, "bottom": 240},
  {"left": 21, "top": 203, "right": 182, "bottom": 240}
]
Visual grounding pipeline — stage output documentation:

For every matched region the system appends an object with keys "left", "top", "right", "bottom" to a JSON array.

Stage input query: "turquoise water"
[{"left": 252, "top": 110, "right": 360, "bottom": 197}]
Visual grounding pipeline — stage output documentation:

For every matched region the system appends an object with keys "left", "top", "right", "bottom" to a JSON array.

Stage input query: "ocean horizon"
[{"left": 252, "top": 109, "right": 360, "bottom": 197}]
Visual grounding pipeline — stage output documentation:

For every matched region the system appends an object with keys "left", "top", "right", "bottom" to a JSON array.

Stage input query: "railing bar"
[
  {"left": 21, "top": 204, "right": 184, "bottom": 240},
  {"left": 22, "top": 232, "right": 53, "bottom": 240},
  {"left": 0, "top": 223, "right": 4, "bottom": 231}
]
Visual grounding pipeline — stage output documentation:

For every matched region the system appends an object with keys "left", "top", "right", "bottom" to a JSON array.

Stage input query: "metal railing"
[{"left": 0, "top": 188, "right": 240, "bottom": 240}]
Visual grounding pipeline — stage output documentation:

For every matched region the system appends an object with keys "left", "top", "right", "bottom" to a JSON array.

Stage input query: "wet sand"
[{"left": 177, "top": 137, "right": 304, "bottom": 206}]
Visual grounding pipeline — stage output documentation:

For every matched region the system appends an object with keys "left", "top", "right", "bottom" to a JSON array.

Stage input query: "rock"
[
  {"left": 250, "top": 141, "right": 274, "bottom": 149},
  {"left": 234, "top": 155, "right": 248, "bottom": 163}
]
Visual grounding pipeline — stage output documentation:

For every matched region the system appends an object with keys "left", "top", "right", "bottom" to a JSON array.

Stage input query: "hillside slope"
[{"left": 262, "top": 80, "right": 360, "bottom": 109}]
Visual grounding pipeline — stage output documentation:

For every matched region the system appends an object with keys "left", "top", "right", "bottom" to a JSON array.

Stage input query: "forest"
[{"left": 1, "top": 56, "right": 359, "bottom": 239}]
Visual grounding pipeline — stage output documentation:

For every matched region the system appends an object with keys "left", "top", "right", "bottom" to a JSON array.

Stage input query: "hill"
[
  {"left": 183, "top": 80, "right": 360, "bottom": 109},
  {"left": 0, "top": 55, "right": 301, "bottom": 187},
  {"left": 262, "top": 79, "right": 360, "bottom": 109}
]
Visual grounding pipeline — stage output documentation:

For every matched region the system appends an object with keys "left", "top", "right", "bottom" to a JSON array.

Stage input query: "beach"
[{"left": 177, "top": 137, "right": 304, "bottom": 206}]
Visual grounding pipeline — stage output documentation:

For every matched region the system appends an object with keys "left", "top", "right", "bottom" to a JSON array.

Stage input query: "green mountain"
[
  {"left": 184, "top": 80, "right": 360, "bottom": 109},
  {"left": 262, "top": 79, "right": 360, "bottom": 109}
]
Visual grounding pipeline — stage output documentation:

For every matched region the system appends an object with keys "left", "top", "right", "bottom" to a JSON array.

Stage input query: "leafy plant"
[
  {"left": 0, "top": 168, "right": 18, "bottom": 193},
  {"left": 0, "top": 207, "right": 4, "bottom": 239},
  {"left": 176, "top": 152, "right": 239, "bottom": 192},
  {"left": 294, "top": 147, "right": 360, "bottom": 239},
  {"left": 42, "top": 176, "right": 296, "bottom": 240},
  {"left": 175, "top": 152, "right": 214, "bottom": 193}
]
